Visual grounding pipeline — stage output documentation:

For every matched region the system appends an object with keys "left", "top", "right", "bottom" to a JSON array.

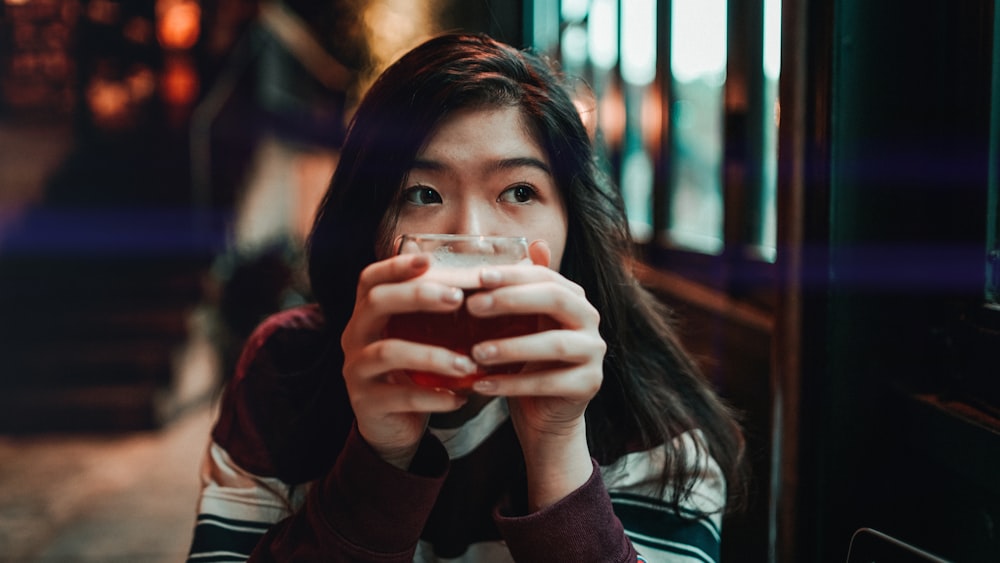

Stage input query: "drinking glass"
[{"left": 384, "top": 234, "right": 542, "bottom": 392}]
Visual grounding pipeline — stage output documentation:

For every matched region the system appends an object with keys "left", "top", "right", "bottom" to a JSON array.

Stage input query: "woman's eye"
[
  {"left": 499, "top": 184, "right": 537, "bottom": 204},
  {"left": 403, "top": 186, "right": 442, "bottom": 205}
]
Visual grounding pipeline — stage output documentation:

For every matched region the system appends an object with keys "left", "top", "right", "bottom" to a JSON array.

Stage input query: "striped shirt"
[{"left": 188, "top": 305, "right": 726, "bottom": 562}]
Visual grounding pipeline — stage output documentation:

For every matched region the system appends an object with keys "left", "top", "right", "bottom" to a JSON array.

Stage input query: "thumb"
[{"left": 528, "top": 240, "right": 551, "bottom": 268}]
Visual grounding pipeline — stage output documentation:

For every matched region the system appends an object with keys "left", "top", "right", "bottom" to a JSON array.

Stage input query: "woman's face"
[{"left": 387, "top": 105, "right": 569, "bottom": 270}]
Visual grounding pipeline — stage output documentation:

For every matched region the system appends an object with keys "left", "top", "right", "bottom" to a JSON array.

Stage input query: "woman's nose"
[{"left": 449, "top": 202, "right": 488, "bottom": 235}]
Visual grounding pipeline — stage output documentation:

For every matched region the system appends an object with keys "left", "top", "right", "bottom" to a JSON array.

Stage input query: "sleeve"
[
  {"left": 187, "top": 307, "right": 452, "bottom": 562},
  {"left": 494, "top": 459, "right": 639, "bottom": 563},
  {"left": 494, "top": 430, "right": 726, "bottom": 563},
  {"left": 188, "top": 424, "right": 451, "bottom": 563},
  {"left": 187, "top": 441, "right": 301, "bottom": 562}
]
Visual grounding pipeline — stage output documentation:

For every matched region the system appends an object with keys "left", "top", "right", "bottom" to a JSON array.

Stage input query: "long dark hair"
[{"left": 307, "top": 33, "right": 745, "bottom": 513}]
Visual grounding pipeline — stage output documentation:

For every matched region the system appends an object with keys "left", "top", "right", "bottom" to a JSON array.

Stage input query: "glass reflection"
[
  {"left": 757, "top": 0, "right": 782, "bottom": 263},
  {"left": 668, "top": 0, "right": 727, "bottom": 254}
]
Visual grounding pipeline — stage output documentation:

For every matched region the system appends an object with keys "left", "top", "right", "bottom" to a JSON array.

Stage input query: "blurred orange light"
[
  {"left": 157, "top": 0, "right": 200, "bottom": 50},
  {"left": 161, "top": 56, "right": 199, "bottom": 107},
  {"left": 642, "top": 83, "right": 663, "bottom": 151},
  {"left": 87, "top": 79, "right": 130, "bottom": 122},
  {"left": 599, "top": 81, "right": 626, "bottom": 150}
]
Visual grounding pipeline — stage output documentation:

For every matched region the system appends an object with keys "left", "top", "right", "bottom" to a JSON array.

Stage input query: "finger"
[
  {"left": 351, "top": 278, "right": 465, "bottom": 342},
  {"left": 356, "top": 253, "right": 431, "bottom": 299},
  {"left": 477, "top": 263, "right": 585, "bottom": 297},
  {"left": 471, "top": 330, "right": 605, "bottom": 367},
  {"left": 528, "top": 239, "right": 551, "bottom": 268},
  {"left": 348, "top": 339, "right": 478, "bottom": 383},
  {"left": 472, "top": 363, "right": 603, "bottom": 399},
  {"left": 367, "top": 279, "right": 466, "bottom": 315},
  {"left": 366, "top": 379, "right": 470, "bottom": 413},
  {"left": 397, "top": 236, "right": 420, "bottom": 255},
  {"left": 465, "top": 282, "right": 599, "bottom": 330}
]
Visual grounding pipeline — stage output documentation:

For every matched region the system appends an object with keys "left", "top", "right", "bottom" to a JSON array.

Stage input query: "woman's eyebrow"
[
  {"left": 491, "top": 156, "right": 551, "bottom": 175},
  {"left": 409, "top": 158, "right": 445, "bottom": 172}
]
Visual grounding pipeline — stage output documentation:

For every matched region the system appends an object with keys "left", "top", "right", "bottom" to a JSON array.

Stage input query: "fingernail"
[
  {"left": 467, "top": 293, "right": 493, "bottom": 313},
  {"left": 480, "top": 268, "right": 501, "bottom": 285},
  {"left": 472, "top": 343, "right": 497, "bottom": 362},
  {"left": 473, "top": 378, "right": 498, "bottom": 393},
  {"left": 432, "top": 387, "right": 462, "bottom": 399},
  {"left": 454, "top": 356, "right": 476, "bottom": 374},
  {"left": 412, "top": 254, "right": 429, "bottom": 268},
  {"left": 442, "top": 287, "right": 463, "bottom": 304}
]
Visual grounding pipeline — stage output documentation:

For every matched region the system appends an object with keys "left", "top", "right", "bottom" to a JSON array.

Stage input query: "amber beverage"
[{"left": 384, "top": 234, "right": 540, "bottom": 392}]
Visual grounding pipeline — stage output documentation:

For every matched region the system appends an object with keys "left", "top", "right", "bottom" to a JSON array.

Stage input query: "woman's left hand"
[{"left": 464, "top": 241, "right": 606, "bottom": 511}]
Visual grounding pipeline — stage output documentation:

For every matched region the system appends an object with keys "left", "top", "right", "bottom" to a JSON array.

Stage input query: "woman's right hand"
[{"left": 339, "top": 252, "right": 475, "bottom": 469}]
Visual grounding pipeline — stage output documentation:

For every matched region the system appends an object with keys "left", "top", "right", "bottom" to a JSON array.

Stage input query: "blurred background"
[{"left": 1, "top": 0, "right": 999, "bottom": 562}]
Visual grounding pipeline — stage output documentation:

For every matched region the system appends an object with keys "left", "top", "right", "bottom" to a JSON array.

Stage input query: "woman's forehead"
[{"left": 415, "top": 106, "right": 546, "bottom": 164}]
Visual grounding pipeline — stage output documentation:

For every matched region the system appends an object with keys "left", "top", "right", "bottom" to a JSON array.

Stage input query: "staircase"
[{"left": 0, "top": 206, "right": 223, "bottom": 433}]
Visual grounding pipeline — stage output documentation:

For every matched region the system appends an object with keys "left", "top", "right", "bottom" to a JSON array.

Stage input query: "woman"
[{"left": 188, "top": 33, "right": 745, "bottom": 562}]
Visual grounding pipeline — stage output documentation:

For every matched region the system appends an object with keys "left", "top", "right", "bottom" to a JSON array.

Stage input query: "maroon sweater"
[{"left": 188, "top": 305, "right": 724, "bottom": 562}]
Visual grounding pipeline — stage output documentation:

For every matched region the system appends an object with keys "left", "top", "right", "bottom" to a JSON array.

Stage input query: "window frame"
[{"left": 638, "top": 0, "right": 778, "bottom": 311}]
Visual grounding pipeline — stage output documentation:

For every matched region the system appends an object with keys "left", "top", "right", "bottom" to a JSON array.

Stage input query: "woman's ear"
[{"left": 528, "top": 239, "right": 551, "bottom": 268}]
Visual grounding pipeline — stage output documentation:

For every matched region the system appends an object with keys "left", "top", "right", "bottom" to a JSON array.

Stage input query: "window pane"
[
  {"left": 990, "top": 146, "right": 998, "bottom": 300},
  {"left": 668, "top": 0, "right": 726, "bottom": 254},
  {"left": 989, "top": 109, "right": 999, "bottom": 304},
  {"left": 530, "top": 0, "right": 560, "bottom": 54},
  {"left": 587, "top": 0, "right": 618, "bottom": 71},
  {"left": 621, "top": 0, "right": 656, "bottom": 86},
  {"left": 988, "top": 0, "right": 1000, "bottom": 305},
  {"left": 620, "top": 0, "right": 657, "bottom": 241},
  {"left": 756, "top": 0, "right": 782, "bottom": 263},
  {"left": 560, "top": 22, "right": 588, "bottom": 74}
]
